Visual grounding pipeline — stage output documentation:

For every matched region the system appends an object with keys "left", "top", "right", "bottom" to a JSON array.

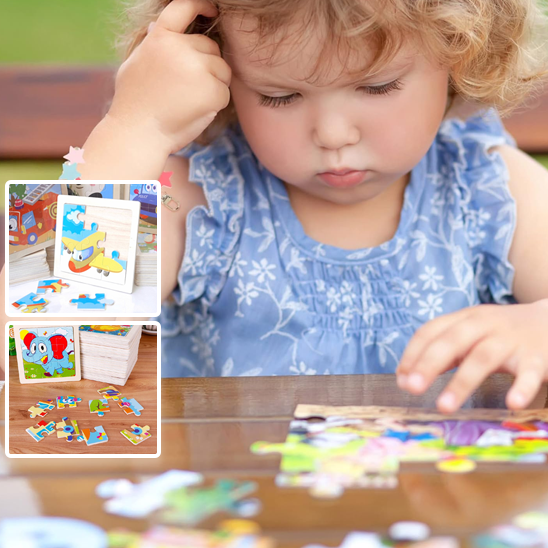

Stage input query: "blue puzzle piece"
[
  {"left": 83, "top": 425, "right": 109, "bottom": 447},
  {"left": 119, "top": 397, "right": 144, "bottom": 417},
  {"left": 69, "top": 293, "right": 115, "bottom": 310},
  {"left": 12, "top": 292, "right": 48, "bottom": 313}
]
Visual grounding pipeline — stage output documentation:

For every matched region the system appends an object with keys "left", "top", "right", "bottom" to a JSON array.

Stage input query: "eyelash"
[{"left": 257, "top": 78, "right": 404, "bottom": 108}]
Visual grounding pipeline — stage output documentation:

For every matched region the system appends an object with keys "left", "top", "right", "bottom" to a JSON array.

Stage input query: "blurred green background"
[{"left": 1, "top": 0, "right": 548, "bottom": 214}]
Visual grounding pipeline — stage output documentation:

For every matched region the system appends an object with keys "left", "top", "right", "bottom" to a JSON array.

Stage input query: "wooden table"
[
  {"left": 5, "top": 332, "right": 158, "bottom": 455},
  {"left": 1, "top": 371, "right": 548, "bottom": 547}
]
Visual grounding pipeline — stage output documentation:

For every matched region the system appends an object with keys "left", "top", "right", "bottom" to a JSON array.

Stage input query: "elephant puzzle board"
[
  {"left": 14, "top": 325, "right": 81, "bottom": 384},
  {"left": 54, "top": 195, "right": 140, "bottom": 294}
]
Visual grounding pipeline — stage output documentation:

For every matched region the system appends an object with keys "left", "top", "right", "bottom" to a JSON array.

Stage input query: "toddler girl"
[{"left": 80, "top": 0, "right": 548, "bottom": 412}]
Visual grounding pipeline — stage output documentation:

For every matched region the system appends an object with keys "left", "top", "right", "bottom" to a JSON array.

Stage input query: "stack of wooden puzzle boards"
[
  {"left": 135, "top": 232, "right": 157, "bottom": 286},
  {"left": 79, "top": 325, "right": 142, "bottom": 386},
  {"left": 8, "top": 248, "right": 50, "bottom": 284}
]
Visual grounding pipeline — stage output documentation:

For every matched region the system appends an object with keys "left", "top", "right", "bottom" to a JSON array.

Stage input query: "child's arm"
[
  {"left": 77, "top": 0, "right": 231, "bottom": 297},
  {"left": 397, "top": 148, "right": 548, "bottom": 412}
]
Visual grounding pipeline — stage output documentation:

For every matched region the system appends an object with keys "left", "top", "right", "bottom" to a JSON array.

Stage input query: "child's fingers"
[
  {"left": 397, "top": 307, "right": 472, "bottom": 378},
  {"left": 155, "top": 0, "right": 218, "bottom": 34},
  {"left": 506, "top": 355, "right": 546, "bottom": 409},
  {"left": 435, "top": 337, "right": 516, "bottom": 413},
  {"left": 398, "top": 315, "right": 491, "bottom": 394}
]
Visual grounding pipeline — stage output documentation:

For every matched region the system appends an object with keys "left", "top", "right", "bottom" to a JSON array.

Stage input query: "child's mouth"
[{"left": 317, "top": 170, "right": 369, "bottom": 188}]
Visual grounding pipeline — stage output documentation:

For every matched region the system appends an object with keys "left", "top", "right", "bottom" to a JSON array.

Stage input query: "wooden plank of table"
[
  {"left": 2, "top": 469, "right": 548, "bottom": 546},
  {"left": 0, "top": 66, "right": 547, "bottom": 158},
  {"left": 6, "top": 333, "right": 158, "bottom": 455},
  {"left": 160, "top": 374, "right": 548, "bottom": 420},
  {"left": 0, "top": 67, "right": 114, "bottom": 159}
]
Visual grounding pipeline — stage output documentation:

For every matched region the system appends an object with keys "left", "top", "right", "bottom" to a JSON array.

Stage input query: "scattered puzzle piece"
[
  {"left": 96, "top": 470, "right": 203, "bottom": 518},
  {"left": 57, "top": 395, "right": 82, "bottom": 409},
  {"left": 89, "top": 399, "right": 110, "bottom": 417},
  {"left": 36, "top": 278, "right": 70, "bottom": 294},
  {"left": 120, "top": 424, "right": 151, "bottom": 445},
  {"left": 82, "top": 425, "right": 109, "bottom": 446},
  {"left": 118, "top": 397, "right": 143, "bottom": 416},
  {"left": 69, "top": 293, "right": 115, "bottom": 310},
  {"left": 11, "top": 293, "right": 48, "bottom": 313},
  {"left": 56, "top": 416, "right": 84, "bottom": 442},
  {"left": 28, "top": 399, "right": 55, "bottom": 419},
  {"left": 26, "top": 420, "right": 56, "bottom": 442},
  {"left": 162, "top": 479, "right": 260, "bottom": 526},
  {"left": 97, "top": 386, "right": 122, "bottom": 400}
]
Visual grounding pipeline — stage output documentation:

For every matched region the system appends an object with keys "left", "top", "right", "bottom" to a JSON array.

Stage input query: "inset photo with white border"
[{"left": 5, "top": 321, "right": 160, "bottom": 458}]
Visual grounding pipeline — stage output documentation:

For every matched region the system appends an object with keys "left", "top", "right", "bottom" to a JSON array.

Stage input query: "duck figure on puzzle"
[{"left": 20, "top": 330, "right": 73, "bottom": 377}]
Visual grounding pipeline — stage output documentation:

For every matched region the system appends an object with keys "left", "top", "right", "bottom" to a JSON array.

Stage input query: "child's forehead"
[{"left": 221, "top": 13, "right": 418, "bottom": 87}]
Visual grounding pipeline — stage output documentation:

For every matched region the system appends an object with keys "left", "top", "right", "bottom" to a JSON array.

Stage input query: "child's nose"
[{"left": 312, "top": 114, "right": 360, "bottom": 150}]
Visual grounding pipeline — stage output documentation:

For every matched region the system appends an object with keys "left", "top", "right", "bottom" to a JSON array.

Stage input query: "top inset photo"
[{"left": 5, "top": 182, "right": 160, "bottom": 317}]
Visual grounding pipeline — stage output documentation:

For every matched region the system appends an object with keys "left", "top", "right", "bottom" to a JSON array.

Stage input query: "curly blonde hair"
[{"left": 119, "top": 0, "right": 548, "bottom": 144}]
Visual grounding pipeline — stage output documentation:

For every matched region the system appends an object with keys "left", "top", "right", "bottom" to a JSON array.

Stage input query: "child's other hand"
[
  {"left": 396, "top": 300, "right": 548, "bottom": 413},
  {"left": 109, "top": 0, "right": 232, "bottom": 152}
]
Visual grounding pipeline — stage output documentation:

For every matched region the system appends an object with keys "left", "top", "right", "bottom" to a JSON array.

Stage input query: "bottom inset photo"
[{"left": 5, "top": 322, "right": 160, "bottom": 457}]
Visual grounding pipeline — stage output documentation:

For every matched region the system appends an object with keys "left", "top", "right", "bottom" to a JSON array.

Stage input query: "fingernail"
[
  {"left": 510, "top": 391, "right": 526, "bottom": 408},
  {"left": 407, "top": 373, "right": 425, "bottom": 392},
  {"left": 147, "top": 22, "right": 156, "bottom": 34},
  {"left": 438, "top": 392, "right": 456, "bottom": 412}
]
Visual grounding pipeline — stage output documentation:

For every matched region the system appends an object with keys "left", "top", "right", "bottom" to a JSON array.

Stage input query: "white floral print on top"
[{"left": 159, "top": 108, "right": 517, "bottom": 377}]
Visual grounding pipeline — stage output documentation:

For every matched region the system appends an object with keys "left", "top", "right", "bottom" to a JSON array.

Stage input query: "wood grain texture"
[
  {"left": 6, "top": 333, "right": 158, "bottom": 454},
  {"left": 159, "top": 374, "right": 548, "bottom": 420}
]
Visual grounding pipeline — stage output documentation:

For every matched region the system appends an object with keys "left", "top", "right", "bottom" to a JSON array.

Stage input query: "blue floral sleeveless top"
[{"left": 159, "top": 108, "right": 517, "bottom": 377}]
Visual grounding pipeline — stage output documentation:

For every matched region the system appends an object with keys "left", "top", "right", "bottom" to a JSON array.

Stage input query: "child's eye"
[
  {"left": 258, "top": 93, "right": 299, "bottom": 108},
  {"left": 358, "top": 78, "right": 403, "bottom": 96}
]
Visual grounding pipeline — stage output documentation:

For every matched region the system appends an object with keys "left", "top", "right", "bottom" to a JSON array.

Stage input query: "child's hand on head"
[
  {"left": 396, "top": 301, "right": 548, "bottom": 413},
  {"left": 109, "top": 0, "right": 232, "bottom": 153}
]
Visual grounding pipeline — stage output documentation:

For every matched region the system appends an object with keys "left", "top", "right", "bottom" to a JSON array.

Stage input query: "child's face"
[{"left": 222, "top": 15, "right": 450, "bottom": 205}]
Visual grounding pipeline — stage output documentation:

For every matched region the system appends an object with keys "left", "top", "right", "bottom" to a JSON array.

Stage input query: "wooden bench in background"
[{"left": 1, "top": 66, "right": 548, "bottom": 158}]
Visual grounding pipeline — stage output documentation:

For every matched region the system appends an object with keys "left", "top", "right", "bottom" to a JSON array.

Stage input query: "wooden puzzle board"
[{"left": 54, "top": 195, "right": 140, "bottom": 294}]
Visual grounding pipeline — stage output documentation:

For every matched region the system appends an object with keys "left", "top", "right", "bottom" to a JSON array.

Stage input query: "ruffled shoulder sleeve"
[
  {"left": 171, "top": 128, "right": 246, "bottom": 307},
  {"left": 437, "top": 108, "right": 518, "bottom": 304}
]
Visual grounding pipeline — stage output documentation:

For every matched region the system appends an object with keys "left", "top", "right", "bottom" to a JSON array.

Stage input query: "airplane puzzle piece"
[
  {"left": 97, "top": 386, "right": 122, "bottom": 400},
  {"left": 56, "top": 416, "right": 84, "bottom": 442},
  {"left": 28, "top": 399, "right": 55, "bottom": 419},
  {"left": 120, "top": 424, "right": 151, "bottom": 445},
  {"left": 82, "top": 425, "right": 109, "bottom": 447},
  {"left": 57, "top": 395, "right": 82, "bottom": 409},
  {"left": 90, "top": 250, "right": 124, "bottom": 274},
  {"left": 36, "top": 278, "right": 70, "bottom": 294},
  {"left": 89, "top": 398, "right": 110, "bottom": 417},
  {"left": 96, "top": 470, "right": 203, "bottom": 518},
  {"left": 118, "top": 397, "right": 143, "bottom": 416},
  {"left": 161, "top": 479, "right": 260, "bottom": 526},
  {"left": 69, "top": 293, "right": 115, "bottom": 310},
  {"left": 11, "top": 292, "right": 48, "bottom": 313},
  {"left": 26, "top": 420, "right": 56, "bottom": 442}
]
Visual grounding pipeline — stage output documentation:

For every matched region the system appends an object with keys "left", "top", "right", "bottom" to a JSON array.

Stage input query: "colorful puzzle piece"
[
  {"left": 11, "top": 293, "right": 48, "bottom": 313},
  {"left": 28, "top": 399, "right": 55, "bottom": 419},
  {"left": 97, "top": 386, "right": 122, "bottom": 400},
  {"left": 120, "top": 424, "right": 151, "bottom": 445},
  {"left": 97, "top": 470, "right": 203, "bottom": 519},
  {"left": 82, "top": 425, "right": 109, "bottom": 446},
  {"left": 69, "top": 294, "right": 115, "bottom": 310},
  {"left": 36, "top": 278, "right": 70, "bottom": 294},
  {"left": 161, "top": 479, "right": 260, "bottom": 526},
  {"left": 56, "top": 416, "right": 84, "bottom": 442},
  {"left": 57, "top": 395, "right": 82, "bottom": 409},
  {"left": 89, "top": 399, "right": 110, "bottom": 417},
  {"left": 26, "top": 420, "right": 56, "bottom": 442},
  {"left": 117, "top": 397, "right": 143, "bottom": 416}
]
